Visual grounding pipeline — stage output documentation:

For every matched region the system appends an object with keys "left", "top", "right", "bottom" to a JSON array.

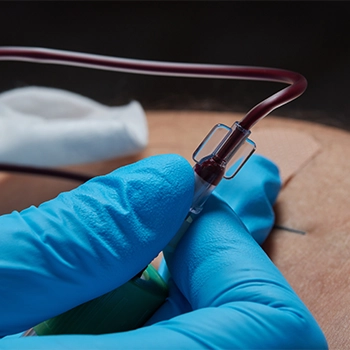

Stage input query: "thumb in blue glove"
[{"left": 0, "top": 154, "right": 194, "bottom": 338}]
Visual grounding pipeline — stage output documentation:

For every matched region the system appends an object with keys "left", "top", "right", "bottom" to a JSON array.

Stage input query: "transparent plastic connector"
[
  {"left": 192, "top": 123, "right": 256, "bottom": 180},
  {"left": 192, "top": 124, "right": 232, "bottom": 163}
]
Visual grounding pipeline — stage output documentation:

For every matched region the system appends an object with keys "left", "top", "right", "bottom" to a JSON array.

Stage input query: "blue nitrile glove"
[{"left": 0, "top": 154, "right": 327, "bottom": 349}]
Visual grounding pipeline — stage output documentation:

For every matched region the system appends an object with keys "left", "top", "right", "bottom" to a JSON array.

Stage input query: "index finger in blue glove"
[
  {"left": 0, "top": 154, "right": 194, "bottom": 337},
  {"left": 147, "top": 155, "right": 327, "bottom": 348}
]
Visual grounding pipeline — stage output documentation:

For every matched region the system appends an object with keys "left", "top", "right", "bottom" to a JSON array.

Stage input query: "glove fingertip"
[
  {"left": 213, "top": 154, "right": 281, "bottom": 244},
  {"left": 250, "top": 154, "right": 282, "bottom": 204}
]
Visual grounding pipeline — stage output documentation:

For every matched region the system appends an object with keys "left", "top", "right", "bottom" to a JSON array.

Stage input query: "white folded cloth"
[{"left": 0, "top": 87, "right": 148, "bottom": 167}]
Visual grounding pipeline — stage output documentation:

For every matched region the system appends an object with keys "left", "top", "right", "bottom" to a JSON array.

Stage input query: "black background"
[{"left": 0, "top": 2, "right": 349, "bottom": 130}]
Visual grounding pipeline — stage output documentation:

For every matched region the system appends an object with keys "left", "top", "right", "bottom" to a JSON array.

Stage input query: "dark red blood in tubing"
[{"left": 194, "top": 157, "right": 226, "bottom": 186}]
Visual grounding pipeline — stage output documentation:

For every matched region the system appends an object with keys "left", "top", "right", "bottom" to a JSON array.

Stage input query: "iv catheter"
[{"left": 0, "top": 47, "right": 307, "bottom": 335}]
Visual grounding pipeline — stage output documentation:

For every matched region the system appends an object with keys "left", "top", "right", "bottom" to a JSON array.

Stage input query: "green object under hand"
[{"left": 33, "top": 265, "right": 168, "bottom": 335}]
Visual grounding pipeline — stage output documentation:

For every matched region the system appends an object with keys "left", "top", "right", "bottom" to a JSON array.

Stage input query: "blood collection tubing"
[
  {"left": 0, "top": 46, "right": 307, "bottom": 131},
  {"left": 0, "top": 47, "right": 307, "bottom": 334}
]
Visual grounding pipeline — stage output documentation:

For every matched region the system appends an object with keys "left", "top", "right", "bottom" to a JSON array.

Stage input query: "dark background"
[{"left": 0, "top": 2, "right": 349, "bottom": 130}]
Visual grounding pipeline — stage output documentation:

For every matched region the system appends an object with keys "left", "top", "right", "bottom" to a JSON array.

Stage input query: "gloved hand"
[{"left": 0, "top": 154, "right": 327, "bottom": 349}]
